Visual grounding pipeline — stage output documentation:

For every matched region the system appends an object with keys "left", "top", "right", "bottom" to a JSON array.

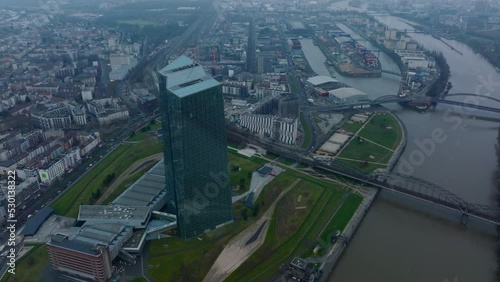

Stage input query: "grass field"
[
  {"left": 296, "top": 163, "right": 309, "bottom": 169},
  {"left": 50, "top": 137, "right": 163, "bottom": 217},
  {"left": 335, "top": 113, "right": 402, "bottom": 173},
  {"left": 265, "top": 151, "right": 280, "bottom": 160},
  {"left": 226, "top": 173, "right": 361, "bottom": 281},
  {"left": 300, "top": 112, "right": 312, "bottom": 149},
  {"left": 147, "top": 234, "right": 228, "bottom": 281},
  {"left": 228, "top": 151, "right": 264, "bottom": 194},
  {"left": 358, "top": 113, "right": 402, "bottom": 149},
  {"left": 336, "top": 159, "right": 387, "bottom": 173},
  {"left": 319, "top": 193, "right": 363, "bottom": 243},
  {"left": 146, "top": 152, "right": 270, "bottom": 281},
  {"left": 338, "top": 138, "right": 393, "bottom": 164},
  {"left": 278, "top": 157, "right": 296, "bottom": 166},
  {"left": 127, "top": 121, "right": 162, "bottom": 142},
  {"left": 141, "top": 151, "right": 363, "bottom": 282},
  {"left": 100, "top": 163, "right": 156, "bottom": 205},
  {"left": 341, "top": 121, "right": 363, "bottom": 133},
  {"left": 2, "top": 245, "right": 48, "bottom": 282}
]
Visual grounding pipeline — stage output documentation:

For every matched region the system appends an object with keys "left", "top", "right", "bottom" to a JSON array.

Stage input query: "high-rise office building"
[{"left": 158, "top": 56, "right": 233, "bottom": 239}]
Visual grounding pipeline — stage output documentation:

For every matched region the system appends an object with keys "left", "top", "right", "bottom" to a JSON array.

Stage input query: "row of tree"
[{"left": 426, "top": 51, "right": 450, "bottom": 97}]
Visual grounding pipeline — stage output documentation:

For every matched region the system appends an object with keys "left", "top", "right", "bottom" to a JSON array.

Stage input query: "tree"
[
  {"left": 150, "top": 118, "right": 156, "bottom": 125},
  {"left": 130, "top": 131, "right": 136, "bottom": 138},
  {"left": 241, "top": 208, "right": 248, "bottom": 221},
  {"left": 252, "top": 204, "right": 259, "bottom": 217},
  {"left": 239, "top": 178, "right": 246, "bottom": 189}
]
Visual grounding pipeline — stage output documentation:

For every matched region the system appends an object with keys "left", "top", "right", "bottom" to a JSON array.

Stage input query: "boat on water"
[{"left": 496, "top": 67, "right": 500, "bottom": 73}]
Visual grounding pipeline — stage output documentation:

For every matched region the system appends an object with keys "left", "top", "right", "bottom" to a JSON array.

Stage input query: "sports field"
[{"left": 336, "top": 113, "right": 402, "bottom": 173}]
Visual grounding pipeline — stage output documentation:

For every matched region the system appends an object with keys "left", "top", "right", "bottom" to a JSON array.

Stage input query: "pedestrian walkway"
[
  {"left": 335, "top": 157, "right": 388, "bottom": 166},
  {"left": 359, "top": 136, "right": 394, "bottom": 152},
  {"left": 203, "top": 179, "right": 301, "bottom": 282}
]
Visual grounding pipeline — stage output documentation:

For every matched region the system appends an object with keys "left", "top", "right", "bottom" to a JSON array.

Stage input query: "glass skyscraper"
[{"left": 158, "top": 56, "right": 233, "bottom": 239}]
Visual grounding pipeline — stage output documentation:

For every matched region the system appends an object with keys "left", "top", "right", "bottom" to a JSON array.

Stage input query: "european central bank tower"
[{"left": 158, "top": 56, "right": 232, "bottom": 239}]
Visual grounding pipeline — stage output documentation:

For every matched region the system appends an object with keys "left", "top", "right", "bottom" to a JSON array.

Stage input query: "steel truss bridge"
[
  {"left": 229, "top": 130, "right": 500, "bottom": 226},
  {"left": 319, "top": 162, "right": 500, "bottom": 226}
]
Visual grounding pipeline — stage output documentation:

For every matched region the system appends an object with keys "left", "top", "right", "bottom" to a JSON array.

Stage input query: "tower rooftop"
[{"left": 158, "top": 55, "right": 220, "bottom": 98}]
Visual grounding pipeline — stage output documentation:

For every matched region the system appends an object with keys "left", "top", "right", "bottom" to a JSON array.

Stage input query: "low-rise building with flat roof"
[
  {"left": 112, "top": 159, "right": 167, "bottom": 211},
  {"left": 77, "top": 206, "right": 152, "bottom": 229},
  {"left": 47, "top": 223, "right": 133, "bottom": 282},
  {"left": 328, "top": 87, "right": 369, "bottom": 104}
]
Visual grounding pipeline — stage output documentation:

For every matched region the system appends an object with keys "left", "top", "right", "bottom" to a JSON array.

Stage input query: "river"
[{"left": 299, "top": 1, "right": 500, "bottom": 281}]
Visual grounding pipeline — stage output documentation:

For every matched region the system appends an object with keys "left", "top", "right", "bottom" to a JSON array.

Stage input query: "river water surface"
[{"left": 299, "top": 2, "right": 500, "bottom": 281}]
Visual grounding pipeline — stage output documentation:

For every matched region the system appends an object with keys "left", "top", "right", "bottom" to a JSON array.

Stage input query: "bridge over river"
[
  {"left": 255, "top": 144, "right": 500, "bottom": 226},
  {"left": 303, "top": 93, "right": 500, "bottom": 114}
]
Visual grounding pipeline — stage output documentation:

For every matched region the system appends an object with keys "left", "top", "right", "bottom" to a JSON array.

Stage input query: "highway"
[
  {"left": 2, "top": 7, "right": 219, "bottom": 245},
  {"left": 0, "top": 113, "right": 153, "bottom": 245},
  {"left": 127, "top": 10, "right": 216, "bottom": 89}
]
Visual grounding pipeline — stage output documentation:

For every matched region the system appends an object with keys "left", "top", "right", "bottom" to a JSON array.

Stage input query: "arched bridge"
[{"left": 303, "top": 93, "right": 500, "bottom": 113}]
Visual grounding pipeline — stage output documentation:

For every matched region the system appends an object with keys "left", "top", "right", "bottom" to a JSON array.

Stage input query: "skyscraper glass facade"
[{"left": 158, "top": 56, "right": 232, "bottom": 239}]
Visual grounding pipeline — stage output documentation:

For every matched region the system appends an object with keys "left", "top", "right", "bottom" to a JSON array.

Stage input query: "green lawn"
[
  {"left": 226, "top": 173, "right": 360, "bottom": 281},
  {"left": 300, "top": 112, "right": 312, "bottom": 149},
  {"left": 265, "top": 151, "right": 280, "bottom": 160},
  {"left": 1, "top": 245, "right": 48, "bottom": 282},
  {"left": 147, "top": 235, "right": 226, "bottom": 281},
  {"left": 341, "top": 121, "right": 363, "bottom": 133},
  {"left": 146, "top": 187, "right": 272, "bottom": 282},
  {"left": 335, "top": 113, "right": 402, "bottom": 173},
  {"left": 320, "top": 193, "right": 363, "bottom": 243},
  {"left": 127, "top": 131, "right": 146, "bottom": 142},
  {"left": 279, "top": 158, "right": 296, "bottom": 166},
  {"left": 358, "top": 113, "right": 402, "bottom": 149},
  {"left": 228, "top": 151, "right": 264, "bottom": 194},
  {"left": 338, "top": 138, "right": 393, "bottom": 164},
  {"left": 144, "top": 154, "right": 363, "bottom": 282},
  {"left": 100, "top": 163, "right": 156, "bottom": 205},
  {"left": 51, "top": 138, "right": 163, "bottom": 217},
  {"left": 127, "top": 122, "right": 162, "bottom": 142},
  {"left": 296, "top": 163, "right": 309, "bottom": 169},
  {"left": 336, "top": 159, "right": 387, "bottom": 174}
]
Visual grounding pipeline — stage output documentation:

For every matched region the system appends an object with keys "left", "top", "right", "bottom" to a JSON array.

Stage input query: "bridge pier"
[{"left": 461, "top": 213, "right": 469, "bottom": 225}]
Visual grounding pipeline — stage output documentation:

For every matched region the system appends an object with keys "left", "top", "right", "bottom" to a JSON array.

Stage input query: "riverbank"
[
  {"left": 320, "top": 111, "right": 407, "bottom": 281},
  {"left": 495, "top": 128, "right": 500, "bottom": 282},
  {"left": 390, "top": 13, "right": 500, "bottom": 68},
  {"left": 340, "top": 14, "right": 450, "bottom": 105}
]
